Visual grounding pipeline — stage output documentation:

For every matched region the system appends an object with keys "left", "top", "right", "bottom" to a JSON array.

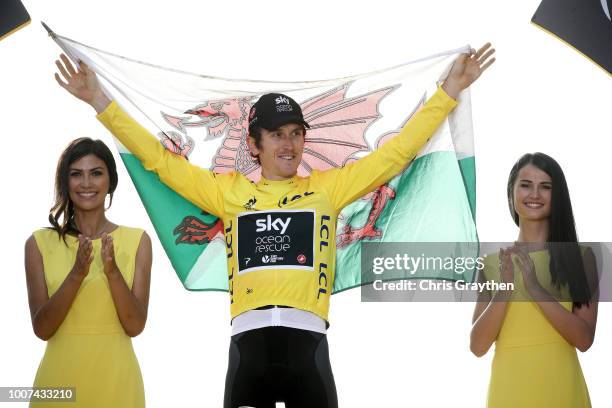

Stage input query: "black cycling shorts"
[{"left": 224, "top": 326, "right": 338, "bottom": 408}]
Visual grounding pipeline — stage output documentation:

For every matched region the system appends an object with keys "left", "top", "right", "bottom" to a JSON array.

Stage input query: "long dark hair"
[
  {"left": 49, "top": 138, "right": 118, "bottom": 243},
  {"left": 507, "top": 152, "right": 590, "bottom": 307}
]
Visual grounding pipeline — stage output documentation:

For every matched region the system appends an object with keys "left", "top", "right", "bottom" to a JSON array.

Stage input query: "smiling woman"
[
  {"left": 24, "top": 138, "right": 152, "bottom": 408},
  {"left": 470, "top": 152, "right": 597, "bottom": 408},
  {"left": 47, "top": 138, "right": 118, "bottom": 241}
]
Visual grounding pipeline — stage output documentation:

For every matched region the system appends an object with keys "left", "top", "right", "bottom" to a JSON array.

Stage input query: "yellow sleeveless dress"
[
  {"left": 483, "top": 249, "right": 591, "bottom": 408},
  {"left": 31, "top": 226, "right": 145, "bottom": 408}
]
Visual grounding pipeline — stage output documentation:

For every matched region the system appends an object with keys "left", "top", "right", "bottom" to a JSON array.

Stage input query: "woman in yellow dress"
[
  {"left": 24, "top": 137, "right": 152, "bottom": 407},
  {"left": 470, "top": 153, "right": 598, "bottom": 408}
]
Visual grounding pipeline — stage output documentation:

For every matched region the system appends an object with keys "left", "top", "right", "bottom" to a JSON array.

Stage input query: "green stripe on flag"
[
  {"left": 334, "top": 150, "right": 478, "bottom": 293},
  {"left": 458, "top": 156, "right": 476, "bottom": 221},
  {"left": 120, "top": 153, "right": 216, "bottom": 284}
]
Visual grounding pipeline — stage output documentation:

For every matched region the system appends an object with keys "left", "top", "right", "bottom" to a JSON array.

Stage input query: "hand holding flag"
[
  {"left": 442, "top": 43, "right": 496, "bottom": 98},
  {"left": 55, "top": 54, "right": 111, "bottom": 114}
]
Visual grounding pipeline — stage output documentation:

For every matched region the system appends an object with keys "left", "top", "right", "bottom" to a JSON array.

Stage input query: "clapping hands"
[
  {"left": 498, "top": 245, "right": 545, "bottom": 297},
  {"left": 71, "top": 235, "right": 94, "bottom": 280},
  {"left": 101, "top": 233, "right": 119, "bottom": 277}
]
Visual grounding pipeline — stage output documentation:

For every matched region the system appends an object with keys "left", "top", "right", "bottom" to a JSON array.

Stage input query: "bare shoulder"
[
  {"left": 25, "top": 234, "right": 41, "bottom": 259},
  {"left": 25, "top": 229, "right": 56, "bottom": 258}
]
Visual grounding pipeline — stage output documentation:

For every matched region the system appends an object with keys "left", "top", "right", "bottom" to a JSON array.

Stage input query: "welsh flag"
[{"left": 49, "top": 28, "right": 479, "bottom": 292}]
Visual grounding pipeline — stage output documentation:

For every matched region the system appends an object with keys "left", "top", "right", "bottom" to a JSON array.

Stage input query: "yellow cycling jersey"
[{"left": 97, "top": 87, "right": 457, "bottom": 321}]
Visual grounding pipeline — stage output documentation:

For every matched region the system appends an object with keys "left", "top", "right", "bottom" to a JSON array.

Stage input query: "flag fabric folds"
[
  {"left": 52, "top": 32, "right": 479, "bottom": 293},
  {"left": 532, "top": 0, "right": 612, "bottom": 75}
]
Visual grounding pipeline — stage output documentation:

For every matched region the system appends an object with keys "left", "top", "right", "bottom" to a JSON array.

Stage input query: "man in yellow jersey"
[{"left": 54, "top": 43, "right": 495, "bottom": 408}]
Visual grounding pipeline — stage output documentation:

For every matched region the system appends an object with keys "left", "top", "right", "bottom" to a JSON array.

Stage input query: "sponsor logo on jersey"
[
  {"left": 237, "top": 210, "right": 315, "bottom": 274},
  {"left": 278, "top": 191, "right": 314, "bottom": 208},
  {"left": 255, "top": 214, "right": 291, "bottom": 234},
  {"left": 226, "top": 220, "right": 235, "bottom": 304},
  {"left": 261, "top": 254, "right": 285, "bottom": 264},
  {"left": 243, "top": 196, "right": 257, "bottom": 211},
  {"left": 317, "top": 215, "right": 331, "bottom": 299}
]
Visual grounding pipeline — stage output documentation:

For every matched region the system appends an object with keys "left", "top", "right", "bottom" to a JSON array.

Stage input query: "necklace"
[
  {"left": 514, "top": 241, "right": 547, "bottom": 252},
  {"left": 73, "top": 219, "right": 111, "bottom": 239}
]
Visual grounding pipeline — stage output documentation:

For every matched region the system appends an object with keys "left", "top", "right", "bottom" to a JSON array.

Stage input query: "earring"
[{"left": 105, "top": 193, "right": 114, "bottom": 210}]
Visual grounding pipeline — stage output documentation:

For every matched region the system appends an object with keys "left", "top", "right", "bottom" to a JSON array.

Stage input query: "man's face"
[{"left": 248, "top": 123, "right": 305, "bottom": 180}]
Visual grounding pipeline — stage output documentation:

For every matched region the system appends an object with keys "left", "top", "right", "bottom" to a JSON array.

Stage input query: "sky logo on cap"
[{"left": 275, "top": 96, "right": 290, "bottom": 105}]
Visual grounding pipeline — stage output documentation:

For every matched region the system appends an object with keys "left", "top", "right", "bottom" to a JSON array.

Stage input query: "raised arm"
[
  {"left": 54, "top": 54, "right": 226, "bottom": 217},
  {"left": 313, "top": 44, "right": 495, "bottom": 211}
]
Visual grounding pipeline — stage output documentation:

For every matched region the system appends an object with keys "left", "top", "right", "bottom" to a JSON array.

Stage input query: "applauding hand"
[
  {"left": 101, "top": 233, "right": 119, "bottom": 278},
  {"left": 513, "top": 247, "right": 546, "bottom": 297},
  {"left": 71, "top": 235, "right": 93, "bottom": 280}
]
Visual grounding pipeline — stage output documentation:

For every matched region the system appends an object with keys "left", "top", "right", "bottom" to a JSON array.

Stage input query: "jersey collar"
[{"left": 257, "top": 175, "right": 299, "bottom": 187}]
